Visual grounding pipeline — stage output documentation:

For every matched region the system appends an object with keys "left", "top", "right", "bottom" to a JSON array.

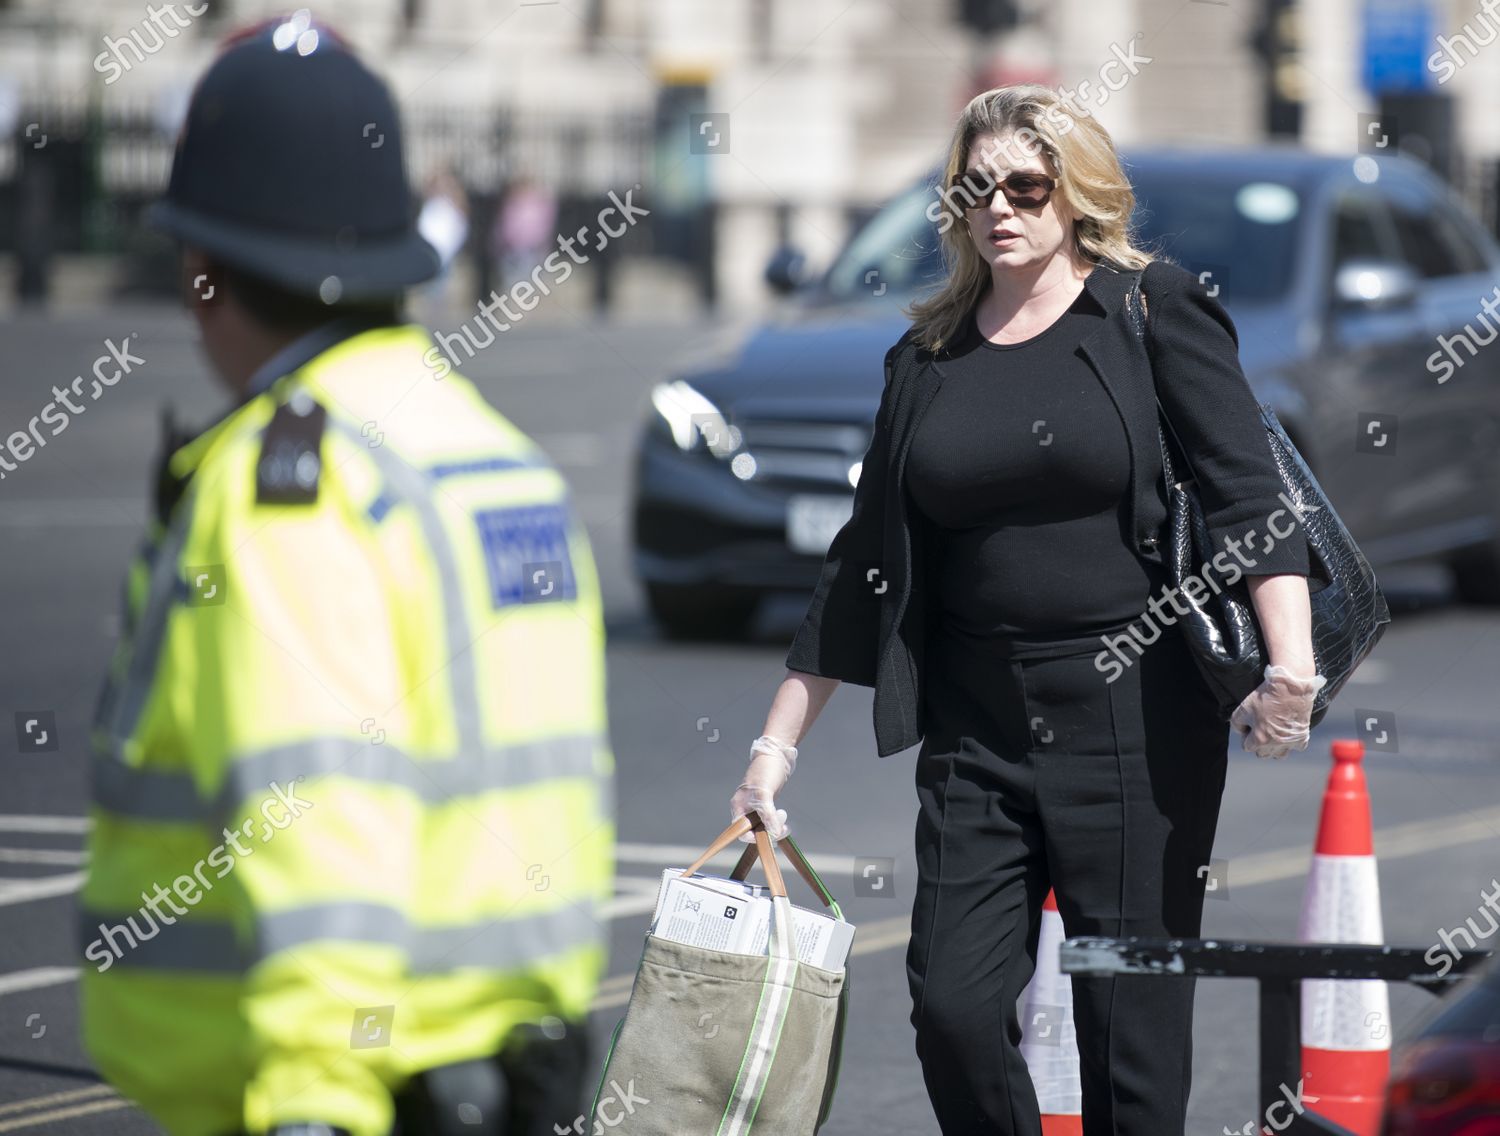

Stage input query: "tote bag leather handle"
[
  {"left": 679, "top": 814, "right": 787, "bottom": 897},
  {"left": 679, "top": 815, "right": 843, "bottom": 917}
]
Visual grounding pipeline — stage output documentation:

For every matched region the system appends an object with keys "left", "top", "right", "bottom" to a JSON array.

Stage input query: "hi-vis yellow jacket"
[{"left": 81, "top": 324, "right": 615, "bottom": 1136}]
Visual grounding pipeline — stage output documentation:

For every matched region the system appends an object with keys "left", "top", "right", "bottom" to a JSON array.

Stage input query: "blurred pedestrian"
[
  {"left": 733, "top": 84, "right": 1322, "bottom": 1136},
  {"left": 419, "top": 169, "right": 472, "bottom": 273},
  {"left": 491, "top": 175, "right": 558, "bottom": 290},
  {"left": 82, "top": 17, "right": 614, "bottom": 1136},
  {"left": 416, "top": 167, "right": 471, "bottom": 317}
]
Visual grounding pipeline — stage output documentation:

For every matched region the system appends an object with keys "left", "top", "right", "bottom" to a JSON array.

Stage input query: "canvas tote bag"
[{"left": 587, "top": 814, "right": 852, "bottom": 1135}]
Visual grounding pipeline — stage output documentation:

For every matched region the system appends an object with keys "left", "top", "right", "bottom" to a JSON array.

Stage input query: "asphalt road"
[{"left": 1, "top": 303, "right": 1497, "bottom": 1134}]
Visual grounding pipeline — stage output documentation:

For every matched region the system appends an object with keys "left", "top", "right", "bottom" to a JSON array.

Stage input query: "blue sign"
[
  {"left": 1362, "top": 0, "right": 1434, "bottom": 92},
  {"left": 473, "top": 502, "right": 579, "bottom": 607}
]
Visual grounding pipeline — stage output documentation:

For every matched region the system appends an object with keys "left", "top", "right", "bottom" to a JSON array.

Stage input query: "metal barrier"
[{"left": 1060, "top": 936, "right": 1493, "bottom": 1135}]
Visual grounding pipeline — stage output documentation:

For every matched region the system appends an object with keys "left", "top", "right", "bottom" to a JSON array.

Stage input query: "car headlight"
[{"left": 649, "top": 380, "right": 742, "bottom": 458}]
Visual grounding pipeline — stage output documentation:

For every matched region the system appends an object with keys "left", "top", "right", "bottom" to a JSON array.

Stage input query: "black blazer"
[{"left": 784, "top": 257, "right": 1311, "bottom": 757}]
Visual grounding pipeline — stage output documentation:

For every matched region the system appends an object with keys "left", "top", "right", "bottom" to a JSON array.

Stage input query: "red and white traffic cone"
[
  {"left": 1297, "top": 738, "right": 1390, "bottom": 1136},
  {"left": 1020, "top": 890, "right": 1082, "bottom": 1136}
]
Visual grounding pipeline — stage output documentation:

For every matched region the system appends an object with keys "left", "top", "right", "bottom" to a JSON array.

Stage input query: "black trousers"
[{"left": 905, "top": 623, "right": 1229, "bottom": 1136}]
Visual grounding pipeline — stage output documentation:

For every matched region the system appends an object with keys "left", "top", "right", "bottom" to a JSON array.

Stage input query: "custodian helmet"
[{"left": 148, "top": 14, "right": 439, "bottom": 299}]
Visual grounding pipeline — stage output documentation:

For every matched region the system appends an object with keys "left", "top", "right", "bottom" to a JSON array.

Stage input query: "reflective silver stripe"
[
  {"left": 91, "top": 733, "right": 604, "bottom": 824},
  {"left": 79, "top": 901, "right": 601, "bottom": 975},
  {"left": 220, "top": 734, "right": 603, "bottom": 812},
  {"left": 410, "top": 903, "right": 601, "bottom": 972},
  {"left": 330, "top": 419, "right": 483, "bottom": 757},
  {"left": 78, "top": 909, "right": 247, "bottom": 973},
  {"left": 260, "top": 900, "right": 603, "bottom": 974}
]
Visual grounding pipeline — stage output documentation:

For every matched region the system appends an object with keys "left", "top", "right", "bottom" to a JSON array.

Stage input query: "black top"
[
  {"left": 785, "top": 260, "right": 1310, "bottom": 757},
  {"left": 905, "top": 269, "right": 1170, "bottom": 651}
]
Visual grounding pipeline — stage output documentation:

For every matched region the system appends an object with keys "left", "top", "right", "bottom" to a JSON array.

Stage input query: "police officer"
[{"left": 81, "top": 17, "right": 615, "bottom": 1136}]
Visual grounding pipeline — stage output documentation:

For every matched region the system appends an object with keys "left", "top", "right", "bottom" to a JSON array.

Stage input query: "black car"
[{"left": 632, "top": 145, "right": 1500, "bottom": 639}]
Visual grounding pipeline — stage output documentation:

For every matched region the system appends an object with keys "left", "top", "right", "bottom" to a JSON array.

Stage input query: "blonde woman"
[{"left": 731, "top": 85, "right": 1324, "bottom": 1134}]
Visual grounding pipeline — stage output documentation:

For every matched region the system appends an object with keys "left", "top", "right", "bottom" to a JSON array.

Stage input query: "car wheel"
[
  {"left": 1450, "top": 541, "right": 1500, "bottom": 605},
  {"left": 645, "top": 582, "right": 759, "bottom": 641}
]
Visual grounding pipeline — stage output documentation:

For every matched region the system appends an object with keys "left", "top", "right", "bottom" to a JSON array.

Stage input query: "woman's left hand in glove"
[{"left": 1229, "top": 664, "right": 1327, "bottom": 759}]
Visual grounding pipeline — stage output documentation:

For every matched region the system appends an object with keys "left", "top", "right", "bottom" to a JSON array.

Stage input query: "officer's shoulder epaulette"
[{"left": 256, "top": 390, "right": 327, "bottom": 505}]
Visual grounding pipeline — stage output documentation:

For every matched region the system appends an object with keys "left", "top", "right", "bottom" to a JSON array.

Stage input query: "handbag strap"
[{"left": 1133, "top": 273, "right": 1199, "bottom": 491}]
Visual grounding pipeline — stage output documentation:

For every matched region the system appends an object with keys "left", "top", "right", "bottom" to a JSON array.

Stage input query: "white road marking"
[
  {"left": 612, "top": 875, "right": 664, "bottom": 895},
  {"left": 0, "top": 873, "right": 85, "bottom": 908},
  {"left": 0, "top": 1097, "right": 129, "bottom": 1133},
  {"left": 598, "top": 891, "right": 659, "bottom": 920},
  {"left": 0, "top": 817, "right": 90, "bottom": 834},
  {"left": 0, "top": 966, "right": 80, "bottom": 997},
  {"left": 0, "top": 1085, "right": 116, "bottom": 1120},
  {"left": 0, "top": 848, "right": 87, "bottom": 866}
]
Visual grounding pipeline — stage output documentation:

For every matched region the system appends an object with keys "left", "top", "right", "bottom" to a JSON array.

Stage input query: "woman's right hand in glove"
[
  {"left": 730, "top": 735, "right": 798, "bottom": 843},
  {"left": 1229, "top": 663, "right": 1326, "bottom": 759}
]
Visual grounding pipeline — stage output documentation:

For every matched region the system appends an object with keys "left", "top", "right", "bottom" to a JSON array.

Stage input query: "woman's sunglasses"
[{"left": 947, "top": 170, "right": 1057, "bottom": 211}]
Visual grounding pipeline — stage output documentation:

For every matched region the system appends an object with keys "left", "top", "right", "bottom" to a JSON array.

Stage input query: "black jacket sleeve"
[
  {"left": 783, "top": 335, "right": 907, "bottom": 686},
  {"left": 1144, "top": 261, "right": 1310, "bottom": 577}
]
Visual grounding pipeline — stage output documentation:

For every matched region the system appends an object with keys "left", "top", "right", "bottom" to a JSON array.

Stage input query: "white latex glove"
[
  {"left": 730, "top": 735, "right": 797, "bottom": 843},
  {"left": 1229, "top": 664, "right": 1327, "bottom": 759}
]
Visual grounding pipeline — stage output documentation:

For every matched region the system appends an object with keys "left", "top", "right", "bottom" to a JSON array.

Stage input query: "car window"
[
  {"left": 1389, "top": 197, "right": 1489, "bottom": 277},
  {"left": 1125, "top": 167, "right": 1303, "bottom": 301},
  {"left": 1331, "top": 191, "right": 1392, "bottom": 267},
  {"left": 1433, "top": 196, "right": 1497, "bottom": 270},
  {"left": 821, "top": 181, "right": 945, "bottom": 301}
]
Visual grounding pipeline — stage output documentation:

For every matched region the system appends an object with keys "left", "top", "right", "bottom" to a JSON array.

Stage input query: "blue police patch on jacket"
[{"left": 473, "top": 502, "right": 578, "bottom": 606}]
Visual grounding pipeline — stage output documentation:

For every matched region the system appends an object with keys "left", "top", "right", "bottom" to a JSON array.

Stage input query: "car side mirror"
[
  {"left": 1331, "top": 258, "right": 1419, "bottom": 310},
  {"left": 764, "top": 245, "right": 808, "bottom": 295}
]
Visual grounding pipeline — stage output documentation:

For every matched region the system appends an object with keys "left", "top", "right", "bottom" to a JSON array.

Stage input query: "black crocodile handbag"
[{"left": 1131, "top": 277, "right": 1390, "bottom": 729}]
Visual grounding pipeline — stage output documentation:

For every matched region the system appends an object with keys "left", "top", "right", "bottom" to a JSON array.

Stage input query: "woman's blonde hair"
[{"left": 907, "top": 84, "right": 1155, "bottom": 353}]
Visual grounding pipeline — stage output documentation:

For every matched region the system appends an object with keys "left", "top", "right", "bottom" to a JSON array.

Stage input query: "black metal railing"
[{"left": 1061, "top": 936, "right": 1493, "bottom": 1135}]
